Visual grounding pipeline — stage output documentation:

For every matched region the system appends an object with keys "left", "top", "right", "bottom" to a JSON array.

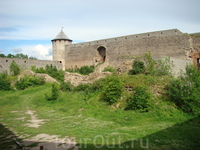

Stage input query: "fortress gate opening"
[{"left": 97, "top": 46, "right": 106, "bottom": 63}]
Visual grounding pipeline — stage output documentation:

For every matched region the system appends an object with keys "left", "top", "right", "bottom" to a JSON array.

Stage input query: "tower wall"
[{"left": 52, "top": 39, "right": 71, "bottom": 70}]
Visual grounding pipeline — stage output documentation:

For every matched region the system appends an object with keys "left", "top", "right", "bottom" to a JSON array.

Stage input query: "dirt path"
[
  {"left": 13, "top": 108, "right": 78, "bottom": 150},
  {"left": 25, "top": 108, "right": 45, "bottom": 128}
]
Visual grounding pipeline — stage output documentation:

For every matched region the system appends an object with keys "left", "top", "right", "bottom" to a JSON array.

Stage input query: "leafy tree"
[
  {"left": 101, "top": 75, "right": 123, "bottom": 105},
  {"left": 7, "top": 54, "right": 14, "bottom": 58},
  {"left": 15, "top": 53, "right": 28, "bottom": 59},
  {"left": 166, "top": 64, "right": 200, "bottom": 114},
  {"left": 143, "top": 52, "right": 173, "bottom": 76},
  {"left": 29, "top": 56, "right": 37, "bottom": 60},
  {"left": 0, "top": 54, "right": 6, "bottom": 57},
  {"left": 10, "top": 61, "right": 20, "bottom": 76}
]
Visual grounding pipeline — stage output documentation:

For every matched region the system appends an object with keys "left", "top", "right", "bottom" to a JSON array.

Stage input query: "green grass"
[{"left": 0, "top": 76, "right": 200, "bottom": 149}]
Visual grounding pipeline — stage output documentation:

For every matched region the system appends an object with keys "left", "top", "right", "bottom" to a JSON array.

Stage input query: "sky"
[{"left": 0, "top": 0, "right": 200, "bottom": 60}]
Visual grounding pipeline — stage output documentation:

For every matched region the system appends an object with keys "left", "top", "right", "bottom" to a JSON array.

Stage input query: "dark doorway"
[
  {"left": 197, "top": 58, "right": 200, "bottom": 69},
  {"left": 97, "top": 46, "right": 106, "bottom": 63}
]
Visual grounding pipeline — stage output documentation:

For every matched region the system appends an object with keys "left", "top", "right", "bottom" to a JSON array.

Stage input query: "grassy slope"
[{"left": 0, "top": 76, "right": 200, "bottom": 149}]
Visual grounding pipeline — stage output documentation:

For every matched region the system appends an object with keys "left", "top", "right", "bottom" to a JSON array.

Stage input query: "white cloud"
[
  {"left": 18, "top": 44, "right": 52, "bottom": 60},
  {"left": 12, "top": 48, "right": 23, "bottom": 53},
  {"left": 0, "top": 49, "right": 3, "bottom": 53},
  {"left": 0, "top": 0, "right": 200, "bottom": 41}
]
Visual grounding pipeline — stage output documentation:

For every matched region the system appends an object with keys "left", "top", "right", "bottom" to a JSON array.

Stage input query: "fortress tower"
[{"left": 51, "top": 29, "right": 72, "bottom": 70}]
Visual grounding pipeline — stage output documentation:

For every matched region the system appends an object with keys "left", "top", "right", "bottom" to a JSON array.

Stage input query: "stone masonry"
[{"left": 0, "top": 28, "right": 200, "bottom": 74}]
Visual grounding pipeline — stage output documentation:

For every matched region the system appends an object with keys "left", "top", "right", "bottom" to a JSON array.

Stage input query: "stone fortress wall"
[
  {"left": 0, "top": 28, "right": 199, "bottom": 75},
  {"left": 64, "top": 29, "right": 199, "bottom": 72},
  {"left": 0, "top": 58, "right": 62, "bottom": 74}
]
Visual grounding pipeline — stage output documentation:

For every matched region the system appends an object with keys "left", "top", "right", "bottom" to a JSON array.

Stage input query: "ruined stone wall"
[
  {"left": 0, "top": 58, "right": 62, "bottom": 74},
  {"left": 65, "top": 29, "right": 192, "bottom": 69},
  {"left": 191, "top": 34, "right": 200, "bottom": 52}
]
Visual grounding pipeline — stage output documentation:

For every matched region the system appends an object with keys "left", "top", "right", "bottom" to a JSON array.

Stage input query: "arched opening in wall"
[
  {"left": 197, "top": 58, "right": 200, "bottom": 69},
  {"left": 97, "top": 46, "right": 106, "bottom": 63}
]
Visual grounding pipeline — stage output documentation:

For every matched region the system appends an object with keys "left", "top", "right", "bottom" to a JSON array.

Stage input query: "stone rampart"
[
  {"left": 65, "top": 29, "right": 192, "bottom": 69},
  {"left": 0, "top": 58, "right": 63, "bottom": 74}
]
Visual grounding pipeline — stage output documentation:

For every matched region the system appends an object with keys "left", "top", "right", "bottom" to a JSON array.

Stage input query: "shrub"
[
  {"left": 35, "top": 64, "right": 64, "bottom": 82},
  {"left": 73, "top": 83, "right": 91, "bottom": 92},
  {"left": 0, "top": 79, "right": 11, "bottom": 91},
  {"left": 79, "top": 66, "right": 94, "bottom": 75},
  {"left": 31, "top": 66, "right": 36, "bottom": 72},
  {"left": 89, "top": 78, "right": 106, "bottom": 92},
  {"left": 15, "top": 75, "right": 45, "bottom": 90},
  {"left": 45, "top": 83, "right": 60, "bottom": 100},
  {"left": 166, "top": 64, "right": 200, "bottom": 114},
  {"left": 66, "top": 65, "right": 94, "bottom": 75},
  {"left": 0, "top": 71, "right": 11, "bottom": 91},
  {"left": 60, "top": 81, "right": 73, "bottom": 92},
  {"left": 129, "top": 59, "right": 145, "bottom": 75},
  {"left": 103, "top": 66, "right": 116, "bottom": 73},
  {"left": 10, "top": 61, "right": 20, "bottom": 76},
  {"left": 126, "top": 86, "right": 151, "bottom": 111},
  {"left": 35, "top": 67, "right": 46, "bottom": 73},
  {"left": 101, "top": 75, "right": 123, "bottom": 105}
]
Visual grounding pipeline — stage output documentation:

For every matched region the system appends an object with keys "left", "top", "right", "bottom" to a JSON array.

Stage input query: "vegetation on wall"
[
  {"left": 144, "top": 52, "right": 173, "bottom": 76},
  {"left": 66, "top": 65, "right": 94, "bottom": 75},
  {"left": 33, "top": 64, "right": 64, "bottom": 82},
  {"left": 129, "top": 52, "right": 173, "bottom": 76}
]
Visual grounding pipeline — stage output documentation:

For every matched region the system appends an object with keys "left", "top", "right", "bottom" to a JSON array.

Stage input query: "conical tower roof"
[{"left": 52, "top": 29, "right": 72, "bottom": 41}]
